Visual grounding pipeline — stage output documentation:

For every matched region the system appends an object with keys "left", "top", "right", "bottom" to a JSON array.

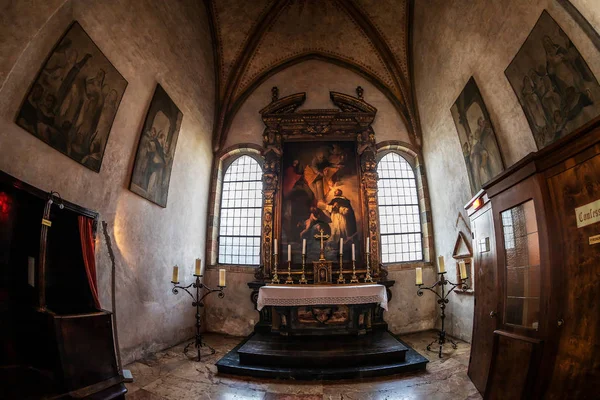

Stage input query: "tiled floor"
[{"left": 124, "top": 330, "right": 482, "bottom": 400}]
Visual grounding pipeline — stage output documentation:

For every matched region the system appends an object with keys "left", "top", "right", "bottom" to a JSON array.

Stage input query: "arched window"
[
  {"left": 218, "top": 155, "right": 263, "bottom": 265},
  {"left": 377, "top": 152, "right": 423, "bottom": 263}
]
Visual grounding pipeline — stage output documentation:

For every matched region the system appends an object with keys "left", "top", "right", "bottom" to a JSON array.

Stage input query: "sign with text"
[{"left": 576, "top": 199, "right": 600, "bottom": 228}]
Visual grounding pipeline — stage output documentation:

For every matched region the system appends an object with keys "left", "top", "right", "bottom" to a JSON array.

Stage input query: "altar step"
[{"left": 216, "top": 331, "right": 429, "bottom": 380}]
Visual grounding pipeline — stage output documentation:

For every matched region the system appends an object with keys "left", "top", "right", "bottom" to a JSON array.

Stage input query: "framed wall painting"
[
  {"left": 450, "top": 77, "right": 505, "bottom": 196},
  {"left": 280, "top": 140, "right": 363, "bottom": 263},
  {"left": 16, "top": 21, "right": 127, "bottom": 172},
  {"left": 130, "top": 84, "right": 183, "bottom": 208},
  {"left": 505, "top": 10, "right": 600, "bottom": 149}
]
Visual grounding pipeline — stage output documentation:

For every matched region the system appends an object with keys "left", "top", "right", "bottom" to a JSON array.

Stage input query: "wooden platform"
[{"left": 216, "top": 331, "right": 428, "bottom": 380}]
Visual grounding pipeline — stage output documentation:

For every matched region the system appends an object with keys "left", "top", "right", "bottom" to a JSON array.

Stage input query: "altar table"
[{"left": 257, "top": 284, "right": 388, "bottom": 311}]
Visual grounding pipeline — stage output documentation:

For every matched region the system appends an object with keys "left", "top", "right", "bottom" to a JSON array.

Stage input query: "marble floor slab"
[{"left": 124, "top": 330, "right": 482, "bottom": 400}]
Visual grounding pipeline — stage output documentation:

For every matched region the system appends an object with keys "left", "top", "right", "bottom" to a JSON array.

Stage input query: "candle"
[
  {"left": 459, "top": 261, "right": 468, "bottom": 280},
  {"left": 366, "top": 237, "right": 370, "bottom": 253},
  {"left": 172, "top": 266, "right": 179, "bottom": 283},
  {"left": 288, "top": 244, "right": 291, "bottom": 262},
  {"left": 302, "top": 239, "right": 306, "bottom": 255},
  {"left": 438, "top": 255, "right": 445, "bottom": 273},
  {"left": 195, "top": 258, "right": 202, "bottom": 276},
  {"left": 352, "top": 243, "right": 356, "bottom": 261},
  {"left": 274, "top": 238, "right": 278, "bottom": 255},
  {"left": 415, "top": 267, "right": 423, "bottom": 285},
  {"left": 339, "top": 238, "right": 343, "bottom": 255},
  {"left": 219, "top": 268, "right": 226, "bottom": 287}
]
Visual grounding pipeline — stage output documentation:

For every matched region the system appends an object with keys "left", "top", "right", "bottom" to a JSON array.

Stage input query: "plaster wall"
[
  {"left": 571, "top": 0, "right": 600, "bottom": 33},
  {"left": 0, "top": 0, "right": 215, "bottom": 363},
  {"left": 206, "top": 60, "right": 435, "bottom": 337},
  {"left": 224, "top": 59, "right": 412, "bottom": 149},
  {"left": 413, "top": 0, "right": 600, "bottom": 342}
]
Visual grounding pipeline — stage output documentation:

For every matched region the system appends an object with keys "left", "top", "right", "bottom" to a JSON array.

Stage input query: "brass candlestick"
[
  {"left": 337, "top": 253, "right": 345, "bottom": 284},
  {"left": 299, "top": 254, "right": 308, "bottom": 284},
  {"left": 364, "top": 251, "right": 374, "bottom": 283},
  {"left": 350, "top": 259, "right": 359, "bottom": 283},
  {"left": 285, "top": 259, "right": 294, "bottom": 284},
  {"left": 271, "top": 253, "right": 280, "bottom": 284}
]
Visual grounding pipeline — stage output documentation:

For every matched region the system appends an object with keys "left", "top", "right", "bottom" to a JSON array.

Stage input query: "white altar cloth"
[{"left": 257, "top": 284, "right": 388, "bottom": 311}]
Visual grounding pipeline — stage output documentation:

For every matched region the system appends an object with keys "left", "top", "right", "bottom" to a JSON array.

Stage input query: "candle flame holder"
[
  {"left": 364, "top": 251, "right": 374, "bottom": 283},
  {"left": 271, "top": 254, "right": 280, "bottom": 284},
  {"left": 299, "top": 254, "right": 308, "bottom": 284},
  {"left": 337, "top": 253, "right": 345, "bottom": 284},
  {"left": 171, "top": 274, "right": 225, "bottom": 362},
  {"left": 350, "top": 260, "right": 359, "bottom": 283},
  {"left": 416, "top": 271, "right": 469, "bottom": 358},
  {"left": 285, "top": 260, "right": 294, "bottom": 284}
]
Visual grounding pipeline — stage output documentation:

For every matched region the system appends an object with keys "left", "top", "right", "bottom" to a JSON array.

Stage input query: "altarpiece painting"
[
  {"left": 16, "top": 22, "right": 127, "bottom": 172},
  {"left": 281, "top": 140, "right": 363, "bottom": 263},
  {"left": 130, "top": 84, "right": 183, "bottom": 207},
  {"left": 505, "top": 10, "right": 600, "bottom": 149},
  {"left": 451, "top": 77, "right": 505, "bottom": 195}
]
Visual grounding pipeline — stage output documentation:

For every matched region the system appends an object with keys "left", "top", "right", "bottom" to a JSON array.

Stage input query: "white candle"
[
  {"left": 195, "top": 258, "right": 202, "bottom": 276},
  {"left": 459, "top": 261, "right": 468, "bottom": 280},
  {"left": 339, "top": 238, "right": 343, "bottom": 255},
  {"left": 172, "top": 266, "right": 179, "bottom": 283},
  {"left": 366, "top": 237, "right": 370, "bottom": 253},
  {"left": 219, "top": 268, "right": 226, "bottom": 287},
  {"left": 352, "top": 243, "right": 356, "bottom": 261},
  {"left": 288, "top": 244, "right": 291, "bottom": 262},
  {"left": 415, "top": 267, "right": 423, "bottom": 285},
  {"left": 302, "top": 239, "right": 306, "bottom": 255},
  {"left": 438, "top": 255, "right": 445, "bottom": 274},
  {"left": 274, "top": 238, "right": 278, "bottom": 255}
]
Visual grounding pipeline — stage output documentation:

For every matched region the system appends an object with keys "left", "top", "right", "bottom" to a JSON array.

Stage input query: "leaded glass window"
[
  {"left": 377, "top": 152, "right": 423, "bottom": 263},
  {"left": 218, "top": 155, "right": 262, "bottom": 265}
]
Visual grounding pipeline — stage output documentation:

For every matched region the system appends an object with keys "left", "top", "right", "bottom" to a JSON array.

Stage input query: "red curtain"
[{"left": 78, "top": 215, "right": 101, "bottom": 309}]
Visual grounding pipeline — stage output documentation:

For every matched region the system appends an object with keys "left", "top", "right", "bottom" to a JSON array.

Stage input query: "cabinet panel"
[
  {"left": 546, "top": 154, "right": 600, "bottom": 399},
  {"left": 468, "top": 205, "right": 497, "bottom": 394}
]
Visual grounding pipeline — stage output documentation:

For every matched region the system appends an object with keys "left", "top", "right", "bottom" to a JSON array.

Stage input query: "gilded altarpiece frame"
[{"left": 253, "top": 88, "right": 387, "bottom": 284}]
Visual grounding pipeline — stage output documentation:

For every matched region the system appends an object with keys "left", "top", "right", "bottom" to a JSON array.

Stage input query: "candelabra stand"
[
  {"left": 299, "top": 254, "right": 308, "bottom": 284},
  {"left": 285, "top": 260, "right": 294, "bottom": 284},
  {"left": 337, "top": 253, "right": 345, "bottom": 284},
  {"left": 364, "top": 251, "right": 374, "bottom": 283},
  {"left": 350, "top": 260, "right": 359, "bottom": 283},
  {"left": 271, "top": 254, "right": 279, "bottom": 284},
  {"left": 416, "top": 272, "right": 469, "bottom": 358},
  {"left": 171, "top": 275, "right": 225, "bottom": 362}
]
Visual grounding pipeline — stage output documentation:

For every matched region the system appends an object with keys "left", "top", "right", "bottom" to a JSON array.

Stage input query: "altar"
[{"left": 216, "top": 89, "right": 428, "bottom": 380}]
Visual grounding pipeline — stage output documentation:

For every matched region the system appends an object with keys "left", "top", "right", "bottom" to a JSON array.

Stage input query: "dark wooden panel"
[
  {"left": 545, "top": 154, "right": 600, "bottom": 399},
  {"left": 468, "top": 204, "right": 497, "bottom": 394},
  {"left": 485, "top": 331, "right": 542, "bottom": 400}
]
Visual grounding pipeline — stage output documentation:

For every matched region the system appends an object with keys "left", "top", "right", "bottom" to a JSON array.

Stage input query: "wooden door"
[
  {"left": 545, "top": 153, "right": 600, "bottom": 399},
  {"left": 468, "top": 204, "right": 498, "bottom": 394}
]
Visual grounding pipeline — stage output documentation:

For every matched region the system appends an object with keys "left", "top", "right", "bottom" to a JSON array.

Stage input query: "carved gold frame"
[{"left": 255, "top": 87, "right": 387, "bottom": 283}]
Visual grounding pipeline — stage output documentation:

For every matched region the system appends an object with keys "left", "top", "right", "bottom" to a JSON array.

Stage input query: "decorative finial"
[
  {"left": 356, "top": 86, "right": 364, "bottom": 100},
  {"left": 272, "top": 86, "right": 279, "bottom": 102}
]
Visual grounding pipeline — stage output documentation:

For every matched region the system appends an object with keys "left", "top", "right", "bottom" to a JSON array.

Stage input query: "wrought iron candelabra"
[
  {"left": 417, "top": 271, "right": 469, "bottom": 358},
  {"left": 171, "top": 275, "right": 225, "bottom": 361}
]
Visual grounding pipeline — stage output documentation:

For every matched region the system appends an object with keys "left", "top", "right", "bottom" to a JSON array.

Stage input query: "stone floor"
[{"left": 124, "top": 330, "right": 482, "bottom": 400}]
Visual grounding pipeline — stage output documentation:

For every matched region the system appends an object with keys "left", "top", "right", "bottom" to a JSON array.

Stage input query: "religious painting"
[
  {"left": 16, "top": 22, "right": 127, "bottom": 172},
  {"left": 451, "top": 77, "right": 505, "bottom": 195},
  {"left": 130, "top": 84, "right": 183, "bottom": 207},
  {"left": 505, "top": 10, "right": 600, "bottom": 150},
  {"left": 281, "top": 141, "right": 363, "bottom": 263}
]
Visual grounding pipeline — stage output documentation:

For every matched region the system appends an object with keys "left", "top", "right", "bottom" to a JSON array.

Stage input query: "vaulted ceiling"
[{"left": 205, "top": 0, "right": 419, "bottom": 152}]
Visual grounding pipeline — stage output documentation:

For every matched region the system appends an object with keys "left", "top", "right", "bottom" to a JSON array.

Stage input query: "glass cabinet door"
[{"left": 501, "top": 200, "right": 541, "bottom": 330}]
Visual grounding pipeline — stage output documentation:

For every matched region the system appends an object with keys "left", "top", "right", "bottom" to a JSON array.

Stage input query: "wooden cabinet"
[{"left": 466, "top": 117, "right": 600, "bottom": 399}]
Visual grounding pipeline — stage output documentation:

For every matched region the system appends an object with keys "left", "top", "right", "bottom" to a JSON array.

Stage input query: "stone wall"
[
  {"left": 204, "top": 59, "right": 437, "bottom": 337},
  {"left": 413, "top": 0, "right": 600, "bottom": 342},
  {"left": 0, "top": 0, "right": 215, "bottom": 363}
]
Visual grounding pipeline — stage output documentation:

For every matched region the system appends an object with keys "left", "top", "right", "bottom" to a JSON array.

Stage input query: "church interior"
[{"left": 1, "top": 0, "right": 600, "bottom": 399}]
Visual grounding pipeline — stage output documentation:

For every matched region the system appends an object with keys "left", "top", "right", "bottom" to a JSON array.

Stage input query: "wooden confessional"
[
  {"left": 466, "top": 116, "right": 600, "bottom": 399},
  {"left": 0, "top": 171, "right": 126, "bottom": 399}
]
